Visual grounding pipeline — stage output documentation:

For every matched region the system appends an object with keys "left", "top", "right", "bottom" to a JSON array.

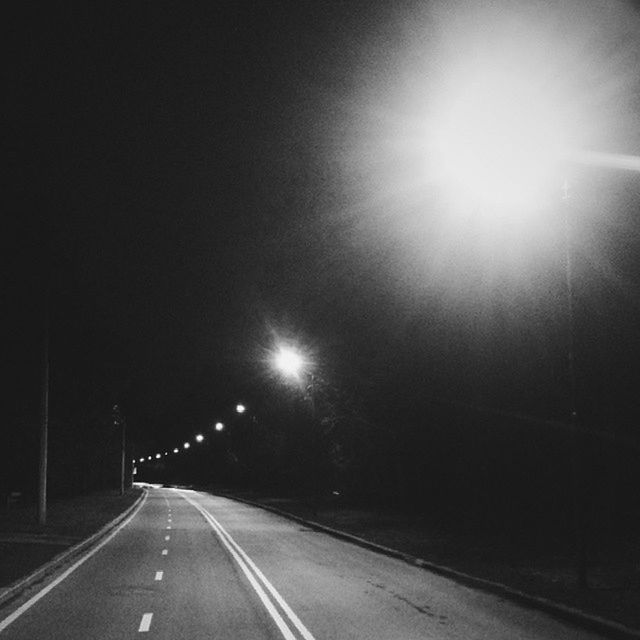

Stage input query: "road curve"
[{"left": 0, "top": 486, "right": 608, "bottom": 639}]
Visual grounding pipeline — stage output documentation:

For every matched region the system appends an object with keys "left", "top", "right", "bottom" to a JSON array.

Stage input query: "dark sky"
[
  {"left": 8, "top": 1, "right": 394, "bottom": 436},
  {"left": 7, "top": 1, "right": 640, "bottom": 450}
]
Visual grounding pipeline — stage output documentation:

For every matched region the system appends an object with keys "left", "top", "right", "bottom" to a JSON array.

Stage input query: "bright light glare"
[
  {"left": 173, "top": 448, "right": 179, "bottom": 453},
  {"left": 432, "top": 63, "right": 567, "bottom": 212},
  {"left": 236, "top": 404, "right": 246, "bottom": 414},
  {"left": 183, "top": 442, "right": 190, "bottom": 449},
  {"left": 195, "top": 434, "right": 204, "bottom": 442},
  {"left": 215, "top": 422, "right": 225, "bottom": 432},
  {"left": 147, "top": 456, "right": 152, "bottom": 461},
  {"left": 274, "top": 346, "right": 304, "bottom": 378},
  {"left": 139, "top": 457, "right": 144, "bottom": 463},
  {"left": 155, "top": 453, "right": 161, "bottom": 459}
]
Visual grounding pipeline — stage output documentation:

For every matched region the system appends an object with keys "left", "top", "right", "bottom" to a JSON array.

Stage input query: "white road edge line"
[
  {"left": 138, "top": 612, "right": 153, "bottom": 632},
  {"left": 155, "top": 571, "right": 163, "bottom": 581},
  {"left": 181, "top": 492, "right": 316, "bottom": 640},
  {"left": 0, "top": 491, "right": 149, "bottom": 634}
]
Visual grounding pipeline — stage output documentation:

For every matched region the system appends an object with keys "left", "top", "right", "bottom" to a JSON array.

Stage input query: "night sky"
[{"left": 7, "top": 1, "right": 640, "bottom": 456}]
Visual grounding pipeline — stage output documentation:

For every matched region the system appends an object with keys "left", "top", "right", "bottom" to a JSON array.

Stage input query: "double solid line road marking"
[{"left": 180, "top": 493, "right": 316, "bottom": 640}]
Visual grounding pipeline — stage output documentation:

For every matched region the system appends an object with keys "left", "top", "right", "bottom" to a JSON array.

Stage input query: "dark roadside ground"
[
  {"left": 1, "top": 485, "right": 639, "bottom": 634},
  {"left": 0, "top": 488, "right": 141, "bottom": 591},
  {"left": 213, "top": 488, "right": 640, "bottom": 634}
]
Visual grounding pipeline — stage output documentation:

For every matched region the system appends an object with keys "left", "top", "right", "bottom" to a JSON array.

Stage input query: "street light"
[
  {"left": 425, "top": 25, "right": 640, "bottom": 586},
  {"left": 215, "top": 422, "right": 225, "bottom": 432},
  {"left": 273, "top": 345, "right": 305, "bottom": 379},
  {"left": 236, "top": 404, "right": 246, "bottom": 414},
  {"left": 183, "top": 442, "right": 190, "bottom": 449},
  {"left": 195, "top": 434, "right": 204, "bottom": 443},
  {"left": 173, "top": 448, "right": 179, "bottom": 454}
]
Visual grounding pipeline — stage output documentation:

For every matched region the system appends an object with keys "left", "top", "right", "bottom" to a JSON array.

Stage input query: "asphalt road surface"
[{"left": 0, "top": 486, "right": 608, "bottom": 639}]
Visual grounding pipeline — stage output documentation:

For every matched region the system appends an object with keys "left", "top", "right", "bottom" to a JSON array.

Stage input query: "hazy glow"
[
  {"left": 183, "top": 442, "right": 190, "bottom": 449},
  {"left": 155, "top": 453, "right": 161, "bottom": 459},
  {"left": 147, "top": 456, "right": 152, "bottom": 461},
  {"left": 195, "top": 434, "right": 204, "bottom": 442},
  {"left": 236, "top": 404, "right": 246, "bottom": 414},
  {"left": 345, "top": 0, "right": 640, "bottom": 288},
  {"left": 569, "top": 150, "right": 640, "bottom": 173},
  {"left": 274, "top": 346, "right": 305, "bottom": 378},
  {"left": 215, "top": 422, "right": 225, "bottom": 432},
  {"left": 432, "top": 62, "right": 567, "bottom": 211},
  {"left": 173, "top": 448, "right": 179, "bottom": 453},
  {"left": 139, "top": 457, "right": 145, "bottom": 463}
]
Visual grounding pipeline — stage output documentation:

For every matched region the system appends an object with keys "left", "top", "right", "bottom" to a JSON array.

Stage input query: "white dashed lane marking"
[
  {"left": 155, "top": 571, "right": 163, "bottom": 581},
  {"left": 162, "top": 549, "right": 168, "bottom": 556},
  {"left": 139, "top": 613, "right": 153, "bottom": 632},
  {"left": 165, "top": 535, "right": 170, "bottom": 541}
]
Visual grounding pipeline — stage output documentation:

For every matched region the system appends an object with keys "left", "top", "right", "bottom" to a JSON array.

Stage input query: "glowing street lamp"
[
  {"left": 173, "top": 448, "right": 179, "bottom": 454},
  {"left": 366, "top": 2, "right": 640, "bottom": 591},
  {"left": 155, "top": 453, "right": 161, "bottom": 459},
  {"left": 215, "top": 422, "right": 225, "bottom": 432},
  {"left": 195, "top": 434, "right": 204, "bottom": 443},
  {"left": 435, "top": 82, "right": 565, "bottom": 209},
  {"left": 183, "top": 442, "right": 190, "bottom": 449},
  {"left": 236, "top": 404, "right": 246, "bottom": 414},
  {"left": 273, "top": 345, "right": 306, "bottom": 379}
]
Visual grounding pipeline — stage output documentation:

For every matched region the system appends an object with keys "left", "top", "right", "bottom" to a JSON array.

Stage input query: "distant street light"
[
  {"left": 183, "top": 442, "right": 190, "bottom": 449},
  {"left": 155, "top": 453, "right": 161, "bottom": 459},
  {"left": 147, "top": 456, "right": 152, "bottom": 461},
  {"left": 195, "top": 434, "right": 204, "bottom": 443},
  {"left": 215, "top": 422, "right": 225, "bottom": 432},
  {"left": 173, "top": 448, "right": 179, "bottom": 454},
  {"left": 236, "top": 404, "right": 246, "bottom": 414}
]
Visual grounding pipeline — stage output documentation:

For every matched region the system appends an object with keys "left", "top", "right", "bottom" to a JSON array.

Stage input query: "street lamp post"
[
  {"left": 562, "top": 180, "right": 587, "bottom": 588},
  {"left": 38, "top": 289, "right": 49, "bottom": 526},
  {"left": 272, "top": 345, "right": 317, "bottom": 410},
  {"left": 429, "top": 55, "right": 596, "bottom": 585},
  {"left": 113, "top": 405, "right": 127, "bottom": 496},
  {"left": 272, "top": 344, "right": 322, "bottom": 513}
]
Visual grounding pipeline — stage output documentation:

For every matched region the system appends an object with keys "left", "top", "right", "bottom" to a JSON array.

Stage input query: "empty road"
[{"left": 0, "top": 486, "right": 607, "bottom": 639}]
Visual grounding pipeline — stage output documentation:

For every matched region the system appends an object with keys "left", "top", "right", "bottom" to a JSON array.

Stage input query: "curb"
[
  {"left": 217, "top": 492, "right": 640, "bottom": 640},
  {"left": 0, "top": 488, "right": 146, "bottom": 610}
]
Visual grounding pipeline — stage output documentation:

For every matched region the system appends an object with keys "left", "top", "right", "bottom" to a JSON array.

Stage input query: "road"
[{"left": 0, "top": 486, "right": 607, "bottom": 639}]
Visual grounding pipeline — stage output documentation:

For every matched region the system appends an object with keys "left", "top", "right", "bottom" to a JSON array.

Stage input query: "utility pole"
[
  {"left": 563, "top": 179, "right": 587, "bottom": 588},
  {"left": 114, "top": 405, "right": 126, "bottom": 496},
  {"left": 38, "top": 287, "right": 49, "bottom": 526},
  {"left": 120, "top": 417, "right": 126, "bottom": 496}
]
